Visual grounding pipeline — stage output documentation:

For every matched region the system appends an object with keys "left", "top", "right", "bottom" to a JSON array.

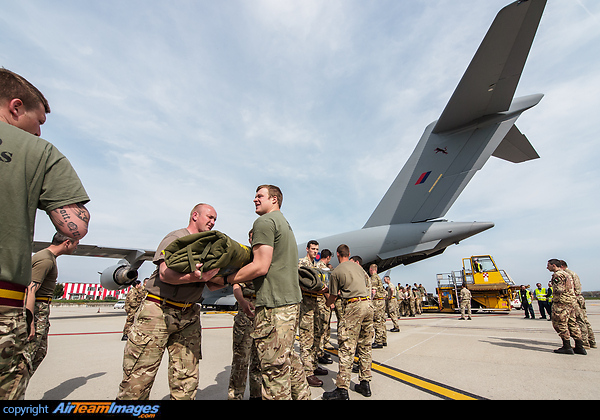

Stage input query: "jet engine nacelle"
[{"left": 100, "top": 263, "right": 139, "bottom": 291}]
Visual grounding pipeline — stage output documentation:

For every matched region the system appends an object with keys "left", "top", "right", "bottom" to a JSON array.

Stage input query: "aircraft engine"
[{"left": 100, "top": 263, "right": 139, "bottom": 290}]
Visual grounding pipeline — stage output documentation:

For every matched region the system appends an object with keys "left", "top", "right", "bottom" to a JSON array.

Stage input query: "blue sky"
[{"left": 2, "top": 0, "right": 599, "bottom": 292}]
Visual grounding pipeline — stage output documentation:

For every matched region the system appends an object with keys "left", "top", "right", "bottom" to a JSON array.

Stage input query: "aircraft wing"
[{"left": 32, "top": 241, "right": 155, "bottom": 264}]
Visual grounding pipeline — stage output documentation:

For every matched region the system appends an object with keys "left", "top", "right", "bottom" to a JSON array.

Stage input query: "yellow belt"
[
  {"left": 36, "top": 296, "right": 52, "bottom": 303},
  {"left": 146, "top": 293, "right": 194, "bottom": 310},
  {"left": 0, "top": 282, "right": 26, "bottom": 308},
  {"left": 346, "top": 296, "right": 369, "bottom": 303}
]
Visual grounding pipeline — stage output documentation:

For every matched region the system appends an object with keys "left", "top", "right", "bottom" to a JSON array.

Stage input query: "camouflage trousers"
[
  {"left": 576, "top": 296, "right": 596, "bottom": 346},
  {"left": 228, "top": 306, "right": 261, "bottom": 400},
  {"left": 0, "top": 306, "right": 29, "bottom": 400},
  {"left": 24, "top": 301, "right": 51, "bottom": 376},
  {"left": 386, "top": 298, "right": 400, "bottom": 330},
  {"left": 372, "top": 298, "right": 387, "bottom": 345},
  {"left": 117, "top": 299, "right": 202, "bottom": 400},
  {"left": 251, "top": 303, "right": 310, "bottom": 400},
  {"left": 336, "top": 299, "right": 374, "bottom": 390},
  {"left": 298, "top": 294, "right": 323, "bottom": 375},
  {"left": 460, "top": 300, "right": 472, "bottom": 318},
  {"left": 318, "top": 295, "right": 333, "bottom": 351},
  {"left": 551, "top": 301, "right": 582, "bottom": 341}
]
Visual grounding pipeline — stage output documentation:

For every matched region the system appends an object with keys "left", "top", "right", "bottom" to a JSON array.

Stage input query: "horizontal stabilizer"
[{"left": 492, "top": 125, "right": 540, "bottom": 163}]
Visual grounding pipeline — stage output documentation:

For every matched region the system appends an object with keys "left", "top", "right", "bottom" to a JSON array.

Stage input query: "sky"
[{"left": 2, "top": 0, "right": 599, "bottom": 293}]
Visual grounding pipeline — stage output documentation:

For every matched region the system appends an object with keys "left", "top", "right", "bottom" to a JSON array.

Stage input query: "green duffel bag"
[
  {"left": 162, "top": 230, "right": 252, "bottom": 277},
  {"left": 298, "top": 266, "right": 329, "bottom": 293}
]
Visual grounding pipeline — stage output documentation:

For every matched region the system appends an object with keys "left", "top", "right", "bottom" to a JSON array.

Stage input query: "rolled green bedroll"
[
  {"left": 162, "top": 230, "right": 252, "bottom": 277},
  {"left": 298, "top": 266, "right": 329, "bottom": 292}
]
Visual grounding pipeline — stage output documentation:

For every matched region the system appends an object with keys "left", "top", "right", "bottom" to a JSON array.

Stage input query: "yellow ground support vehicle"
[{"left": 436, "top": 255, "right": 519, "bottom": 313}]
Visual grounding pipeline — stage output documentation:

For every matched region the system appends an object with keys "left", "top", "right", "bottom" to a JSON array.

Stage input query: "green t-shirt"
[
  {"left": 0, "top": 122, "right": 89, "bottom": 287},
  {"left": 251, "top": 210, "right": 301, "bottom": 308},
  {"left": 31, "top": 248, "right": 58, "bottom": 298}
]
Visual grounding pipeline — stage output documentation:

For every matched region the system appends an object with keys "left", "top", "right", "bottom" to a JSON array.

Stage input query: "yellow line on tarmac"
[{"left": 325, "top": 348, "right": 485, "bottom": 400}]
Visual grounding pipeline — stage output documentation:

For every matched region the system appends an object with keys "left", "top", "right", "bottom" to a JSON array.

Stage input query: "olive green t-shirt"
[
  {"left": 31, "top": 249, "right": 58, "bottom": 298},
  {"left": 329, "top": 260, "right": 370, "bottom": 299},
  {"left": 251, "top": 211, "right": 301, "bottom": 308},
  {"left": 0, "top": 122, "right": 90, "bottom": 287}
]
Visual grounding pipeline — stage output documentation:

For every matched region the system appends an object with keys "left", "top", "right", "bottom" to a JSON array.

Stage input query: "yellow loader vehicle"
[{"left": 436, "top": 255, "right": 519, "bottom": 313}]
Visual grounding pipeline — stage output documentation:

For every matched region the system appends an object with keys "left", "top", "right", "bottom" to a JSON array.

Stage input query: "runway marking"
[{"left": 325, "top": 347, "right": 486, "bottom": 400}]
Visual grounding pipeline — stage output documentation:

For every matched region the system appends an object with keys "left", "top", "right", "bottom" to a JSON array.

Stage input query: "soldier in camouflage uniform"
[
  {"left": 323, "top": 245, "right": 374, "bottom": 400},
  {"left": 384, "top": 276, "right": 400, "bottom": 332},
  {"left": 228, "top": 281, "right": 261, "bottom": 399},
  {"left": 560, "top": 261, "right": 596, "bottom": 349},
  {"left": 546, "top": 259, "right": 586, "bottom": 355},
  {"left": 407, "top": 285, "right": 416, "bottom": 317},
  {"left": 121, "top": 280, "right": 147, "bottom": 341},
  {"left": 369, "top": 265, "right": 387, "bottom": 348},
  {"left": 298, "top": 240, "right": 328, "bottom": 387},
  {"left": 459, "top": 284, "right": 472, "bottom": 320},
  {"left": 117, "top": 204, "right": 221, "bottom": 400},
  {"left": 397, "top": 286, "right": 407, "bottom": 317},
  {"left": 316, "top": 250, "right": 335, "bottom": 353},
  {"left": 413, "top": 283, "right": 422, "bottom": 314},
  {"left": 224, "top": 185, "right": 309, "bottom": 400},
  {"left": 25, "top": 233, "right": 79, "bottom": 377}
]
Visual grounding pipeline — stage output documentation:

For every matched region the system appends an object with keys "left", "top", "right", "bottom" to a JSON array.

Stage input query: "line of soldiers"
[{"left": 229, "top": 240, "right": 411, "bottom": 400}]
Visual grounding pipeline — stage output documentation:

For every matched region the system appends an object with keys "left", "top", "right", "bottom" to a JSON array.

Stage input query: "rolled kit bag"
[
  {"left": 162, "top": 231, "right": 252, "bottom": 277},
  {"left": 298, "top": 266, "right": 329, "bottom": 293}
]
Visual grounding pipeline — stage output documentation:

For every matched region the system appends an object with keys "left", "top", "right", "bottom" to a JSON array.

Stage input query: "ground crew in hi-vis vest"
[{"left": 533, "top": 283, "right": 550, "bottom": 320}]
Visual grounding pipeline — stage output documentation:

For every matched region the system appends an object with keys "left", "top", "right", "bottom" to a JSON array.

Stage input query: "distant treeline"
[{"left": 582, "top": 291, "right": 600, "bottom": 298}]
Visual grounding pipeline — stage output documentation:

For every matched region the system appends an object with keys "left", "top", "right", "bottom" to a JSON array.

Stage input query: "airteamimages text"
[{"left": 52, "top": 402, "right": 160, "bottom": 417}]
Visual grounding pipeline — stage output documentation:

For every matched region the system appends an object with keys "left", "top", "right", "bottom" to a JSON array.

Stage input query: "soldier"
[
  {"left": 117, "top": 203, "right": 221, "bottom": 400},
  {"left": 322, "top": 245, "right": 374, "bottom": 400},
  {"left": 25, "top": 233, "right": 79, "bottom": 376},
  {"left": 298, "top": 240, "right": 328, "bottom": 387},
  {"left": 224, "top": 185, "right": 309, "bottom": 400},
  {"left": 560, "top": 261, "right": 596, "bottom": 349},
  {"left": 407, "top": 285, "right": 416, "bottom": 317},
  {"left": 458, "top": 284, "right": 472, "bottom": 320},
  {"left": 227, "top": 230, "right": 261, "bottom": 400},
  {"left": 413, "top": 283, "right": 422, "bottom": 314},
  {"left": 0, "top": 69, "right": 90, "bottom": 400},
  {"left": 384, "top": 276, "right": 400, "bottom": 332},
  {"left": 316, "top": 249, "right": 336, "bottom": 352},
  {"left": 397, "top": 286, "right": 407, "bottom": 317},
  {"left": 121, "top": 279, "right": 147, "bottom": 341},
  {"left": 546, "top": 259, "right": 586, "bottom": 355},
  {"left": 369, "top": 265, "right": 387, "bottom": 348}
]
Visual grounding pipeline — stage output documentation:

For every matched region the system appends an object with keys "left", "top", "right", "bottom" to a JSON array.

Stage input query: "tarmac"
[{"left": 23, "top": 301, "right": 600, "bottom": 401}]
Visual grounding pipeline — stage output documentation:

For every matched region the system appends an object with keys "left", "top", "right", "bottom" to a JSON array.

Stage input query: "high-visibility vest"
[
  {"left": 534, "top": 287, "right": 547, "bottom": 302},
  {"left": 522, "top": 289, "right": 532, "bottom": 305}
]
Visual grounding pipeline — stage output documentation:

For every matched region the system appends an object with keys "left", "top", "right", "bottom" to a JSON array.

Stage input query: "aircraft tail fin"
[
  {"left": 363, "top": 0, "right": 546, "bottom": 229},
  {"left": 433, "top": 0, "right": 547, "bottom": 134}
]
